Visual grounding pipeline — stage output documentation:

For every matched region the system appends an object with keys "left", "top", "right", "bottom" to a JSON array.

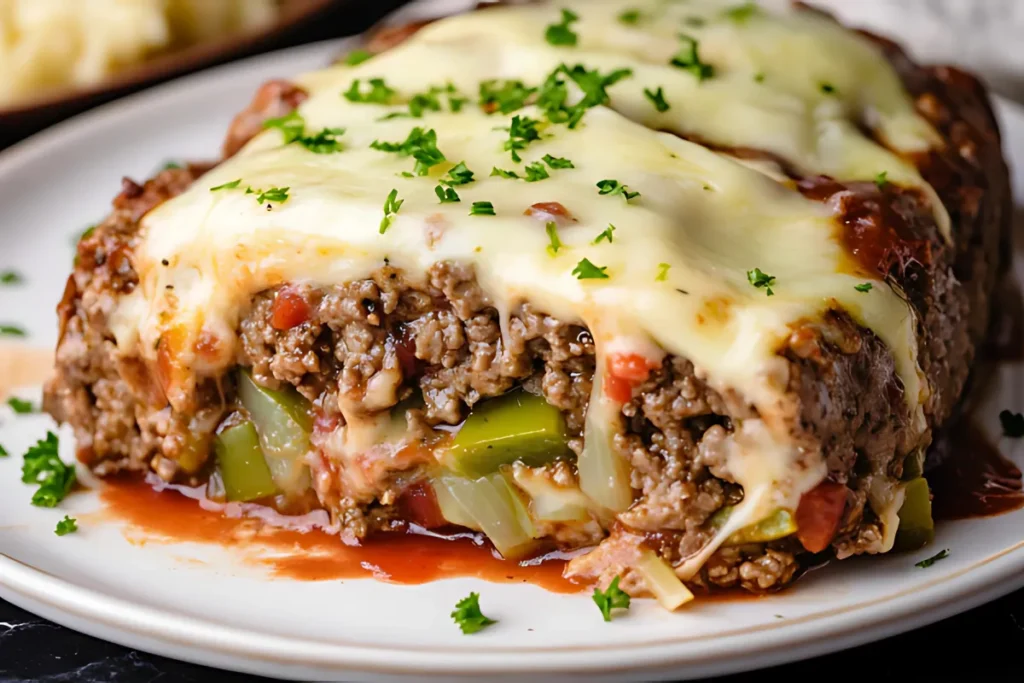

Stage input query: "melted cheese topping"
[{"left": 113, "top": 0, "right": 944, "bottom": 566}]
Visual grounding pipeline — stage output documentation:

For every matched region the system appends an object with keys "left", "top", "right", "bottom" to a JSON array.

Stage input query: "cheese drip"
[{"left": 113, "top": 0, "right": 942, "bottom": 570}]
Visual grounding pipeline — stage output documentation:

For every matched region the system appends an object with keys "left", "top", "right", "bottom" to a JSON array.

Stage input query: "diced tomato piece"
[
  {"left": 271, "top": 287, "right": 310, "bottom": 330},
  {"left": 603, "top": 373, "right": 634, "bottom": 403},
  {"left": 795, "top": 481, "right": 848, "bottom": 553},
  {"left": 397, "top": 481, "right": 447, "bottom": 529},
  {"left": 391, "top": 325, "right": 424, "bottom": 380},
  {"left": 607, "top": 352, "right": 659, "bottom": 383}
]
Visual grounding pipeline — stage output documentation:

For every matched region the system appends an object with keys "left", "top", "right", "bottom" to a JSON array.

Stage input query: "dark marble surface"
[
  {"left": 2, "top": 588, "right": 1023, "bottom": 681},
  {"left": 2, "top": 0, "right": 1023, "bottom": 681}
]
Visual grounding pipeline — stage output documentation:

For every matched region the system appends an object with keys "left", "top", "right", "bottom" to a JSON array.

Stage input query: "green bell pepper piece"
[{"left": 215, "top": 420, "right": 278, "bottom": 502}]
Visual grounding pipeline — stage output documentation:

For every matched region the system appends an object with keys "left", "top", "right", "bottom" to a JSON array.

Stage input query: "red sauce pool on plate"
[{"left": 99, "top": 477, "right": 581, "bottom": 593}]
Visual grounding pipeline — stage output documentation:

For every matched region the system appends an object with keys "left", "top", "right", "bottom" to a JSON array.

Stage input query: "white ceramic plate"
[{"left": 1, "top": 31, "right": 1023, "bottom": 683}]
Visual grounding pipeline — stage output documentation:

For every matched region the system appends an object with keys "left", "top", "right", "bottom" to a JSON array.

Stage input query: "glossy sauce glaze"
[{"left": 100, "top": 476, "right": 581, "bottom": 593}]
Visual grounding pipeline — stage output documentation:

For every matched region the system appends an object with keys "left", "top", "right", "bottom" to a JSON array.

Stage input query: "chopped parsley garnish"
[
  {"left": 1, "top": 271, "right": 22, "bottom": 285},
  {"left": 264, "top": 111, "right": 345, "bottom": 153},
  {"left": 77, "top": 224, "right": 96, "bottom": 244},
  {"left": 618, "top": 8, "right": 642, "bottom": 25},
  {"left": 21, "top": 432, "right": 76, "bottom": 508},
  {"left": 538, "top": 64, "right": 632, "bottom": 129},
  {"left": 670, "top": 35, "right": 714, "bottom": 81},
  {"left": 440, "top": 161, "right": 476, "bottom": 186},
  {"left": 435, "top": 185, "right": 460, "bottom": 203},
  {"left": 8, "top": 397, "right": 34, "bottom": 414},
  {"left": 451, "top": 592, "right": 497, "bottom": 634},
  {"left": 572, "top": 258, "right": 609, "bottom": 280},
  {"left": 592, "top": 576, "right": 631, "bottom": 621},
  {"left": 263, "top": 110, "right": 305, "bottom": 143},
  {"left": 747, "top": 267, "right": 776, "bottom": 296},
  {"left": 593, "top": 224, "right": 615, "bottom": 244},
  {"left": 248, "top": 186, "right": 290, "bottom": 205},
  {"left": 724, "top": 3, "right": 760, "bottom": 23},
  {"left": 0, "top": 324, "right": 26, "bottom": 337},
  {"left": 502, "top": 115, "right": 543, "bottom": 163},
  {"left": 874, "top": 171, "right": 890, "bottom": 189},
  {"left": 344, "top": 49, "right": 373, "bottom": 66},
  {"left": 596, "top": 179, "right": 640, "bottom": 201},
  {"left": 543, "top": 154, "right": 574, "bottom": 169},
  {"left": 380, "top": 189, "right": 403, "bottom": 233},
  {"left": 656, "top": 263, "right": 671, "bottom": 281},
  {"left": 161, "top": 161, "right": 182, "bottom": 170},
  {"left": 55, "top": 516, "right": 78, "bottom": 536},
  {"left": 854, "top": 282, "right": 873, "bottom": 293},
  {"left": 915, "top": 549, "right": 949, "bottom": 568},
  {"left": 754, "top": 72, "right": 766, "bottom": 83},
  {"left": 479, "top": 79, "right": 537, "bottom": 115},
  {"left": 684, "top": 16, "right": 707, "bottom": 28},
  {"left": 546, "top": 222, "right": 563, "bottom": 256},
  {"left": 0, "top": 444, "right": 7, "bottom": 457},
  {"left": 524, "top": 161, "right": 550, "bottom": 182},
  {"left": 210, "top": 179, "right": 242, "bottom": 192},
  {"left": 371, "top": 127, "right": 447, "bottom": 176},
  {"left": 343, "top": 78, "right": 397, "bottom": 105},
  {"left": 644, "top": 86, "right": 670, "bottom": 113},
  {"left": 470, "top": 201, "right": 496, "bottom": 216},
  {"left": 820, "top": 82, "right": 838, "bottom": 95},
  {"left": 1000, "top": 410, "right": 1024, "bottom": 438},
  {"left": 491, "top": 167, "right": 520, "bottom": 179},
  {"left": 545, "top": 8, "right": 580, "bottom": 47}
]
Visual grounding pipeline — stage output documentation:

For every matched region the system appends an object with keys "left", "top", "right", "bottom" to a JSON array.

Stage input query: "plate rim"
[{"left": 1, "top": 34, "right": 1023, "bottom": 681}]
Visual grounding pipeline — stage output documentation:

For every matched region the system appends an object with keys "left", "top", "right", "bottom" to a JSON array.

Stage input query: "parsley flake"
[
  {"left": 491, "top": 167, "right": 520, "bottom": 179},
  {"left": 380, "top": 189, "right": 403, "bottom": 233},
  {"left": 524, "top": 161, "right": 550, "bottom": 182},
  {"left": 874, "top": 171, "right": 890, "bottom": 189},
  {"left": 263, "top": 110, "right": 305, "bottom": 143},
  {"left": 343, "top": 78, "right": 397, "bottom": 105},
  {"left": 915, "top": 549, "right": 949, "bottom": 568},
  {"left": 747, "top": 268, "right": 776, "bottom": 296},
  {"left": 21, "top": 432, "right": 76, "bottom": 508},
  {"left": 656, "top": 263, "right": 671, "bottom": 281},
  {"left": 247, "top": 186, "right": 289, "bottom": 205},
  {"left": 343, "top": 49, "right": 373, "bottom": 66},
  {"left": 724, "top": 3, "right": 760, "bottom": 23},
  {"left": 502, "top": 115, "right": 543, "bottom": 163},
  {"left": 855, "top": 282, "right": 873, "bottom": 293},
  {"left": 546, "top": 222, "right": 563, "bottom": 256},
  {"left": 435, "top": 185, "right": 460, "bottom": 203},
  {"left": 298, "top": 127, "right": 346, "bottom": 154},
  {"left": 593, "top": 224, "right": 615, "bottom": 244},
  {"left": 210, "top": 179, "right": 242, "bottom": 192},
  {"left": 754, "top": 72, "right": 766, "bottom": 83},
  {"left": 371, "top": 127, "right": 447, "bottom": 176},
  {"left": 592, "top": 576, "right": 631, "bottom": 621},
  {"left": 538, "top": 64, "right": 632, "bottom": 129},
  {"left": 820, "top": 82, "right": 838, "bottom": 95},
  {"left": 0, "top": 324, "right": 26, "bottom": 337},
  {"left": 55, "top": 515, "right": 78, "bottom": 536},
  {"left": 0, "top": 444, "right": 7, "bottom": 456},
  {"left": 440, "top": 161, "right": 476, "bottom": 186},
  {"left": 1, "top": 271, "right": 23, "bottom": 285},
  {"left": 596, "top": 179, "right": 640, "bottom": 201},
  {"left": 1000, "top": 410, "right": 1024, "bottom": 438},
  {"left": 451, "top": 592, "right": 497, "bottom": 634},
  {"left": 644, "top": 86, "right": 670, "bottom": 113},
  {"left": 470, "top": 201, "right": 496, "bottom": 216},
  {"left": 264, "top": 111, "right": 345, "bottom": 154},
  {"left": 479, "top": 80, "right": 537, "bottom": 115},
  {"left": 670, "top": 35, "right": 714, "bottom": 81},
  {"left": 8, "top": 397, "right": 34, "bottom": 414},
  {"left": 618, "top": 8, "right": 642, "bottom": 25},
  {"left": 545, "top": 8, "right": 579, "bottom": 47},
  {"left": 572, "top": 258, "right": 609, "bottom": 280},
  {"left": 543, "top": 154, "right": 574, "bottom": 169}
]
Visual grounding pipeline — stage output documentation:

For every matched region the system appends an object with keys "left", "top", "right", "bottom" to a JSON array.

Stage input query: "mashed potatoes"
[{"left": 0, "top": 0, "right": 278, "bottom": 107}]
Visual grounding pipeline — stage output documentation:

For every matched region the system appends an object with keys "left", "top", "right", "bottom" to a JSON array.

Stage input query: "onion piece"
[
  {"left": 578, "top": 367, "right": 633, "bottom": 512},
  {"left": 636, "top": 549, "right": 694, "bottom": 611},
  {"left": 511, "top": 465, "right": 591, "bottom": 522},
  {"left": 433, "top": 471, "right": 538, "bottom": 559}
]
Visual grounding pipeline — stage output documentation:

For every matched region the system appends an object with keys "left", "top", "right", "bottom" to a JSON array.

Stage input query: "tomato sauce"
[{"left": 99, "top": 477, "right": 581, "bottom": 593}]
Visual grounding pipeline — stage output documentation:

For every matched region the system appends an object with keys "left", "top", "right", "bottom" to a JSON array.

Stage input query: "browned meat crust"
[{"left": 43, "top": 5, "right": 1011, "bottom": 595}]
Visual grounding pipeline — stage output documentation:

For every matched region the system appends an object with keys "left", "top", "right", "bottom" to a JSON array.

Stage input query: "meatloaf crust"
[{"left": 43, "top": 2, "right": 1011, "bottom": 596}]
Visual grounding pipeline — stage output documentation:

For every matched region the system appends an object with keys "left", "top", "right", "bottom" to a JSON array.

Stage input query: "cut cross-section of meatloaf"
[{"left": 44, "top": 0, "right": 1010, "bottom": 606}]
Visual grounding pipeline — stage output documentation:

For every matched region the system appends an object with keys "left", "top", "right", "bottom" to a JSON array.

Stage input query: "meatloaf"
[{"left": 43, "top": 0, "right": 1010, "bottom": 607}]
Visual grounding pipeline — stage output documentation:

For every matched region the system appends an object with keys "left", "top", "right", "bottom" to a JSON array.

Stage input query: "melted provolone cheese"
[{"left": 115, "top": 0, "right": 942, "bottom": 567}]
